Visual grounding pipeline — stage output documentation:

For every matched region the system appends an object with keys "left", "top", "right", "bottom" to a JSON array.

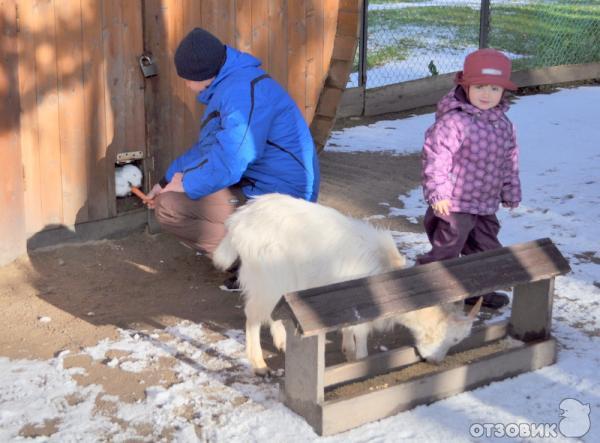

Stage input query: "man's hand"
[
  {"left": 144, "top": 174, "right": 185, "bottom": 209},
  {"left": 432, "top": 199, "right": 451, "bottom": 216},
  {"left": 164, "top": 172, "right": 185, "bottom": 193},
  {"left": 144, "top": 183, "right": 164, "bottom": 209}
]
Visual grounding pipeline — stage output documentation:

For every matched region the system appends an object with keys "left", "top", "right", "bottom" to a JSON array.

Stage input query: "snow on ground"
[{"left": 1, "top": 87, "right": 599, "bottom": 442}]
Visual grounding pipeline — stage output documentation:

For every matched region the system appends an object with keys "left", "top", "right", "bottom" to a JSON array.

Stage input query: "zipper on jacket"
[{"left": 182, "top": 158, "right": 208, "bottom": 175}]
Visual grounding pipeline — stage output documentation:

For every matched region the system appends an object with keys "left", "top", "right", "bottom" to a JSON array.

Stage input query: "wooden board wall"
[
  {"left": 4, "top": 0, "right": 359, "bottom": 265},
  {"left": 16, "top": 0, "right": 145, "bottom": 235},
  {"left": 143, "top": 0, "right": 344, "bottom": 183},
  {"left": 0, "top": 0, "right": 26, "bottom": 265}
]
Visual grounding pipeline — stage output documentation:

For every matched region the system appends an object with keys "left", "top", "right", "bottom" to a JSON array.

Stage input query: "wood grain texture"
[{"left": 274, "top": 239, "right": 571, "bottom": 336}]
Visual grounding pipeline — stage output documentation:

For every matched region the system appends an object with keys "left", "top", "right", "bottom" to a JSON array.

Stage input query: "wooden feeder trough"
[{"left": 272, "top": 238, "right": 570, "bottom": 436}]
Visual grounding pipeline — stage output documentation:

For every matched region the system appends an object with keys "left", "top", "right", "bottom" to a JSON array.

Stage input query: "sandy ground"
[{"left": 0, "top": 150, "right": 424, "bottom": 437}]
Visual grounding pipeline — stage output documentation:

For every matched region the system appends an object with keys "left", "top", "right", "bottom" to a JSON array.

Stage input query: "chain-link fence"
[{"left": 350, "top": 0, "right": 600, "bottom": 89}]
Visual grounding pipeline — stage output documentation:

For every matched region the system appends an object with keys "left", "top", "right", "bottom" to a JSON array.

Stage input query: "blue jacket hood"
[{"left": 198, "top": 47, "right": 262, "bottom": 104}]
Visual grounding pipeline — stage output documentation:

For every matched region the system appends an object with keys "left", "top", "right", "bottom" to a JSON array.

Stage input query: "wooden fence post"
[{"left": 282, "top": 320, "right": 325, "bottom": 433}]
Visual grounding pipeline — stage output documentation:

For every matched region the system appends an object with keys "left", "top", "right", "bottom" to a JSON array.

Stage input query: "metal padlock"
[{"left": 139, "top": 54, "right": 158, "bottom": 78}]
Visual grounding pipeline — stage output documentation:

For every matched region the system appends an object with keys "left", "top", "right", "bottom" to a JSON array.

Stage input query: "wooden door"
[{"left": 17, "top": 0, "right": 146, "bottom": 234}]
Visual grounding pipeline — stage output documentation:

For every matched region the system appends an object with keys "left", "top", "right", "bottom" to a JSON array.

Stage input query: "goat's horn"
[{"left": 467, "top": 296, "right": 483, "bottom": 319}]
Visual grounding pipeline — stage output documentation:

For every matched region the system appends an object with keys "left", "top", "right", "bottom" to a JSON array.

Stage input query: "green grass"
[
  {"left": 367, "top": 2, "right": 600, "bottom": 71},
  {"left": 367, "top": 38, "right": 424, "bottom": 68},
  {"left": 369, "top": 0, "right": 431, "bottom": 4},
  {"left": 489, "top": 3, "right": 600, "bottom": 68}
]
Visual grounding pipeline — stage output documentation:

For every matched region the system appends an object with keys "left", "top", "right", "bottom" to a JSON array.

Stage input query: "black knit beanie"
[{"left": 174, "top": 28, "right": 227, "bottom": 81}]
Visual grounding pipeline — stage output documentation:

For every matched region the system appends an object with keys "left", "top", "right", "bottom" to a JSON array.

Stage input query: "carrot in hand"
[{"left": 130, "top": 187, "right": 149, "bottom": 202}]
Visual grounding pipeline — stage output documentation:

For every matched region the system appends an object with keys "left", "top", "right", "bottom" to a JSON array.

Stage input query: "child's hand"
[
  {"left": 502, "top": 202, "right": 519, "bottom": 210},
  {"left": 432, "top": 199, "right": 451, "bottom": 216}
]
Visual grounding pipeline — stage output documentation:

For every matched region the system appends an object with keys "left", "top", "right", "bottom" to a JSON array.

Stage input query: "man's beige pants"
[{"left": 153, "top": 187, "right": 246, "bottom": 256}]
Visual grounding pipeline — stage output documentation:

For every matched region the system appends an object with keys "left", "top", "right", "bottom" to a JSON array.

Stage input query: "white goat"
[
  {"left": 115, "top": 164, "right": 143, "bottom": 197},
  {"left": 213, "top": 193, "right": 481, "bottom": 375}
]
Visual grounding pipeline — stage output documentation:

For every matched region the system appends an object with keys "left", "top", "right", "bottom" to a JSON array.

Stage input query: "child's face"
[
  {"left": 184, "top": 78, "right": 214, "bottom": 94},
  {"left": 468, "top": 84, "right": 504, "bottom": 110}
]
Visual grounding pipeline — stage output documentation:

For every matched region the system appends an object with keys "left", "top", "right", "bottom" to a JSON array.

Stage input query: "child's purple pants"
[{"left": 416, "top": 207, "right": 502, "bottom": 265}]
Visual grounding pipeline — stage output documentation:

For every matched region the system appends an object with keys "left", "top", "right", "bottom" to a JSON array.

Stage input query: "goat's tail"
[{"left": 212, "top": 232, "right": 239, "bottom": 271}]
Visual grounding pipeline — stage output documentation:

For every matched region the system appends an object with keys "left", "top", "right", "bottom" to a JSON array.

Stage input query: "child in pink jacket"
[{"left": 417, "top": 48, "right": 522, "bottom": 309}]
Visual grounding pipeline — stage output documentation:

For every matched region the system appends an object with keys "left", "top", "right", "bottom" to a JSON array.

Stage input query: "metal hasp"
[
  {"left": 139, "top": 54, "right": 158, "bottom": 78},
  {"left": 116, "top": 151, "right": 144, "bottom": 165},
  {"left": 273, "top": 238, "right": 571, "bottom": 436}
]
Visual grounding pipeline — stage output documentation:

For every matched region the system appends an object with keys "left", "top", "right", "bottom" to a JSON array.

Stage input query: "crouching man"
[{"left": 145, "top": 28, "right": 320, "bottom": 289}]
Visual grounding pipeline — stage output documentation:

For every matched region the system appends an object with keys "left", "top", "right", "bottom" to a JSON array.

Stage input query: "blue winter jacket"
[{"left": 163, "top": 47, "right": 320, "bottom": 202}]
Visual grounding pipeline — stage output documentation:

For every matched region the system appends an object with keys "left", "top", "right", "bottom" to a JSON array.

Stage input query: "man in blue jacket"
[{"left": 146, "top": 28, "right": 320, "bottom": 288}]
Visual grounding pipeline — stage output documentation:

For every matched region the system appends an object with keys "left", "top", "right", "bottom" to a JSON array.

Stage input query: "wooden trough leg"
[
  {"left": 282, "top": 320, "right": 325, "bottom": 434},
  {"left": 509, "top": 278, "right": 554, "bottom": 341}
]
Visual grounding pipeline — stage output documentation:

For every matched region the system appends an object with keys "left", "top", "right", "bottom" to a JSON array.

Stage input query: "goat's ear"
[{"left": 467, "top": 297, "right": 483, "bottom": 320}]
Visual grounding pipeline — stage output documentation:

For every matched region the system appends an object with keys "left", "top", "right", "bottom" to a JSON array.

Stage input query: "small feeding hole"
[{"left": 115, "top": 159, "right": 145, "bottom": 213}]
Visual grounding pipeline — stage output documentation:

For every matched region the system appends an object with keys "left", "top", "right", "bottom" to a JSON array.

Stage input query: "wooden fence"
[
  {"left": 338, "top": 62, "right": 600, "bottom": 118},
  {"left": 0, "top": 0, "right": 361, "bottom": 266}
]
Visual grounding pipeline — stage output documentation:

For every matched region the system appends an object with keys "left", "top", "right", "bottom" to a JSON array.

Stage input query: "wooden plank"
[
  {"left": 17, "top": 0, "right": 44, "bottom": 234},
  {"left": 81, "top": 0, "right": 110, "bottom": 221},
  {"left": 512, "top": 62, "right": 600, "bottom": 89},
  {"left": 331, "top": 34, "right": 357, "bottom": 61},
  {"left": 309, "top": 115, "right": 334, "bottom": 151},
  {"left": 315, "top": 87, "right": 342, "bottom": 118},
  {"left": 322, "top": 0, "right": 338, "bottom": 79},
  {"left": 27, "top": 209, "right": 147, "bottom": 250},
  {"left": 319, "top": 338, "right": 556, "bottom": 436},
  {"left": 324, "top": 319, "right": 509, "bottom": 387},
  {"left": 55, "top": 1, "right": 88, "bottom": 225},
  {"left": 235, "top": 0, "right": 253, "bottom": 54},
  {"left": 282, "top": 320, "right": 325, "bottom": 432},
  {"left": 143, "top": 0, "right": 173, "bottom": 182},
  {"left": 287, "top": 242, "right": 568, "bottom": 335},
  {"left": 34, "top": 0, "right": 64, "bottom": 226},
  {"left": 0, "top": 0, "right": 26, "bottom": 265},
  {"left": 364, "top": 72, "right": 454, "bottom": 117},
  {"left": 267, "top": 0, "right": 287, "bottom": 86},
  {"left": 121, "top": 1, "right": 146, "bottom": 154},
  {"left": 326, "top": 58, "right": 352, "bottom": 89},
  {"left": 101, "top": 0, "right": 122, "bottom": 215},
  {"left": 169, "top": 0, "right": 185, "bottom": 157},
  {"left": 273, "top": 239, "right": 570, "bottom": 336},
  {"left": 287, "top": 0, "right": 306, "bottom": 119},
  {"left": 335, "top": 10, "right": 359, "bottom": 37},
  {"left": 182, "top": 0, "right": 204, "bottom": 149},
  {"left": 356, "top": 63, "right": 600, "bottom": 119},
  {"left": 251, "top": 0, "right": 269, "bottom": 71},
  {"left": 337, "top": 86, "right": 363, "bottom": 118},
  {"left": 305, "top": 0, "right": 324, "bottom": 123},
  {"left": 509, "top": 279, "right": 554, "bottom": 341}
]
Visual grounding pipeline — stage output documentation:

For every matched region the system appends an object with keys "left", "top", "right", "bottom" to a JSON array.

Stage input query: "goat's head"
[{"left": 413, "top": 297, "right": 482, "bottom": 364}]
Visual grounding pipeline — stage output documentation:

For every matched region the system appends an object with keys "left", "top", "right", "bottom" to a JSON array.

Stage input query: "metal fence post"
[
  {"left": 358, "top": 0, "right": 368, "bottom": 88},
  {"left": 479, "top": 0, "right": 491, "bottom": 48}
]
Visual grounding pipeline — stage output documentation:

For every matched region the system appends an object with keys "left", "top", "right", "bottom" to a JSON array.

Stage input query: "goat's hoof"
[{"left": 253, "top": 366, "right": 272, "bottom": 378}]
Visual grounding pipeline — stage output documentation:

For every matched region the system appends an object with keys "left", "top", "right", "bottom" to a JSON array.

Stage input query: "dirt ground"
[{"left": 0, "top": 150, "right": 422, "bottom": 411}]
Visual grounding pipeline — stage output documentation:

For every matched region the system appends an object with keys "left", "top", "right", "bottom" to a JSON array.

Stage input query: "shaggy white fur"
[
  {"left": 115, "top": 164, "right": 142, "bottom": 197},
  {"left": 213, "top": 193, "right": 480, "bottom": 375}
]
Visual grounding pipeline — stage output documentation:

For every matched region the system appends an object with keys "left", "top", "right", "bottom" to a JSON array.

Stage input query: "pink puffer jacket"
[{"left": 422, "top": 86, "right": 521, "bottom": 215}]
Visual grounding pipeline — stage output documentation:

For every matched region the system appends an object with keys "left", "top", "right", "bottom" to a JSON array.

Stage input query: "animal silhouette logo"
[{"left": 559, "top": 398, "right": 591, "bottom": 438}]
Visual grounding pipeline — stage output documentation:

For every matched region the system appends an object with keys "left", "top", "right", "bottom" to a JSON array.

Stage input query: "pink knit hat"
[{"left": 455, "top": 48, "right": 517, "bottom": 91}]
